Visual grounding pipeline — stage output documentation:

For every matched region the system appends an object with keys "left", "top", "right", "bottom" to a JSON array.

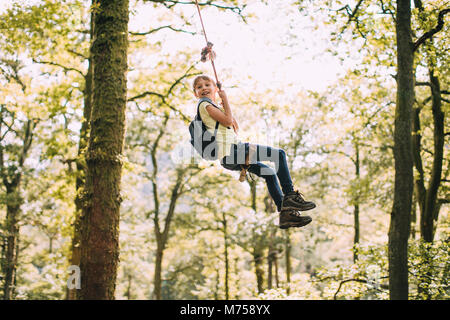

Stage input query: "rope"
[{"left": 194, "top": 0, "right": 220, "bottom": 88}]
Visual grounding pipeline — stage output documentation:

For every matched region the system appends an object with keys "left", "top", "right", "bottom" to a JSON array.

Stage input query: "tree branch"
[
  {"left": 67, "top": 49, "right": 89, "bottom": 60},
  {"left": 32, "top": 58, "right": 85, "bottom": 77},
  {"left": 127, "top": 65, "right": 200, "bottom": 123},
  {"left": 152, "top": 0, "right": 246, "bottom": 19},
  {"left": 0, "top": 59, "right": 27, "bottom": 91},
  {"left": 127, "top": 90, "right": 165, "bottom": 102},
  {"left": 167, "top": 65, "right": 201, "bottom": 96},
  {"left": 336, "top": 0, "right": 366, "bottom": 38},
  {"left": 379, "top": 0, "right": 395, "bottom": 20},
  {"left": 416, "top": 81, "right": 431, "bottom": 87},
  {"left": 130, "top": 25, "right": 196, "bottom": 36},
  {"left": 334, "top": 277, "right": 389, "bottom": 300},
  {"left": 414, "top": 9, "right": 450, "bottom": 52}
]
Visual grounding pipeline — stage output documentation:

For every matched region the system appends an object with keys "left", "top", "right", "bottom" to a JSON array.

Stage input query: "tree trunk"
[
  {"left": 274, "top": 252, "right": 279, "bottom": 288},
  {"left": 267, "top": 250, "right": 273, "bottom": 290},
  {"left": 421, "top": 71, "right": 444, "bottom": 242},
  {"left": 284, "top": 229, "right": 292, "bottom": 295},
  {"left": 413, "top": 0, "right": 445, "bottom": 245},
  {"left": 249, "top": 179, "right": 265, "bottom": 294},
  {"left": 353, "top": 203, "right": 360, "bottom": 262},
  {"left": 152, "top": 171, "right": 183, "bottom": 300},
  {"left": 223, "top": 215, "right": 230, "bottom": 300},
  {"left": 412, "top": 103, "right": 426, "bottom": 215},
  {"left": 153, "top": 245, "right": 164, "bottom": 300},
  {"left": 265, "top": 195, "right": 276, "bottom": 290},
  {"left": 214, "top": 268, "right": 220, "bottom": 300},
  {"left": 233, "top": 257, "right": 240, "bottom": 299},
  {"left": 410, "top": 197, "right": 417, "bottom": 239},
  {"left": 68, "top": 13, "right": 94, "bottom": 301},
  {"left": 79, "top": 0, "right": 129, "bottom": 300},
  {"left": 388, "top": 0, "right": 414, "bottom": 300},
  {"left": 353, "top": 139, "right": 360, "bottom": 262},
  {"left": 125, "top": 274, "right": 132, "bottom": 300},
  {"left": 2, "top": 189, "right": 21, "bottom": 300},
  {"left": 253, "top": 250, "right": 265, "bottom": 294}
]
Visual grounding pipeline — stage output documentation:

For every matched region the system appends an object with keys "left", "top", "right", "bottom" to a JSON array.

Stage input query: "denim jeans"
[{"left": 220, "top": 142, "right": 294, "bottom": 212}]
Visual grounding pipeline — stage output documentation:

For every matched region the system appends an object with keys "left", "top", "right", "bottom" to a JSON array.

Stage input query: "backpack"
[{"left": 189, "top": 97, "right": 220, "bottom": 160}]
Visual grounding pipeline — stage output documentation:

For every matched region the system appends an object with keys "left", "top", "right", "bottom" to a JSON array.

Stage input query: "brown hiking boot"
[
  {"left": 282, "top": 190, "right": 316, "bottom": 211},
  {"left": 279, "top": 209, "right": 312, "bottom": 229}
]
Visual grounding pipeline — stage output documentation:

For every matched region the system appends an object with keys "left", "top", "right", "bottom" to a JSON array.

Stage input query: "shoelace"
[
  {"left": 292, "top": 190, "right": 306, "bottom": 202},
  {"left": 290, "top": 210, "right": 304, "bottom": 218}
]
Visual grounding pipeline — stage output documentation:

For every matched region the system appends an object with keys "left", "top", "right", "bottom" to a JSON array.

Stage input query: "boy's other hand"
[{"left": 218, "top": 88, "right": 227, "bottom": 101}]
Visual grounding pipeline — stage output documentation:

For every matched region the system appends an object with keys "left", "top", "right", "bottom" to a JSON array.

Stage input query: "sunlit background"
[{"left": 129, "top": 0, "right": 343, "bottom": 93}]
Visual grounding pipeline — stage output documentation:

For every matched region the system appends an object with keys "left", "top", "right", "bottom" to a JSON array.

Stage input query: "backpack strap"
[{"left": 197, "top": 97, "right": 220, "bottom": 136}]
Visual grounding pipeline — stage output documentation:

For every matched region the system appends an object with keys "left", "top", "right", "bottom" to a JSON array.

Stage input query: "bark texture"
[
  {"left": 79, "top": 0, "right": 129, "bottom": 300},
  {"left": 388, "top": 0, "right": 414, "bottom": 300}
]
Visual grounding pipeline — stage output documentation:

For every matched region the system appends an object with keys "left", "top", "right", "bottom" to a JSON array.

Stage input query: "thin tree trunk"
[
  {"left": 410, "top": 196, "right": 417, "bottom": 240},
  {"left": 265, "top": 195, "right": 276, "bottom": 290},
  {"left": 388, "top": 0, "right": 414, "bottom": 300},
  {"left": 214, "top": 268, "right": 220, "bottom": 300},
  {"left": 233, "top": 257, "right": 240, "bottom": 299},
  {"left": 153, "top": 246, "right": 164, "bottom": 300},
  {"left": 353, "top": 203, "right": 360, "bottom": 261},
  {"left": 223, "top": 214, "right": 230, "bottom": 300},
  {"left": 285, "top": 229, "right": 292, "bottom": 295},
  {"left": 0, "top": 118, "right": 33, "bottom": 300},
  {"left": 249, "top": 179, "right": 264, "bottom": 294},
  {"left": 353, "top": 140, "right": 360, "bottom": 262},
  {"left": 421, "top": 71, "right": 444, "bottom": 242},
  {"left": 253, "top": 251, "right": 265, "bottom": 294},
  {"left": 412, "top": 103, "right": 426, "bottom": 214},
  {"left": 413, "top": 0, "right": 445, "bottom": 244},
  {"left": 125, "top": 274, "right": 132, "bottom": 300},
  {"left": 2, "top": 193, "right": 20, "bottom": 300},
  {"left": 68, "top": 13, "right": 94, "bottom": 301},
  {"left": 153, "top": 170, "right": 183, "bottom": 299},
  {"left": 79, "top": 0, "right": 129, "bottom": 300},
  {"left": 274, "top": 252, "right": 279, "bottom": 288},
  {"left": 267, "top": 249, "right": 273, "bottom": 290},
  {"left": 411, "top": 2, "right": 445, "bottom": 297}
]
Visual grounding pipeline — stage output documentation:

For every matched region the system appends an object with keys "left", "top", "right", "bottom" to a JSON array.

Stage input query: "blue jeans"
[{"left": 220, "top": 142, "right": 294, "bottom": 212}]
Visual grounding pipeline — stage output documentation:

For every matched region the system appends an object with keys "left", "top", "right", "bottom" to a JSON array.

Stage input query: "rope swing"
[{"left": 194, "top": 0, "right": 221, "bottom": 88}]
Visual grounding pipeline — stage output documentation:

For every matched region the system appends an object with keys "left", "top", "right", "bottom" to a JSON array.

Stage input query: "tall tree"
[
  {"left": 249, "top": 179, "right": 266, "bottom": 294},
  {"left": 388, "top": 0, "right": 414, "bottom": 300},
  {"left": 0, "top": 59, "right": 38, "bottom": 299},
  {"left": 79, "top": 0, "right": 129, "bottom": 300},
  {"left": 412, "top": 0, "right": 448, "bottom": 243}
]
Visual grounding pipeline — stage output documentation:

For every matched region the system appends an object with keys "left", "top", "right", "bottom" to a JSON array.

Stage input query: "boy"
[{"left": 193, "top": 75, "right": 315, "bottom": 229}]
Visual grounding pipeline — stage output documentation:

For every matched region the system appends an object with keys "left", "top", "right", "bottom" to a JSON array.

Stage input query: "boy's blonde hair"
[{"left": 192, "top": 75, "right": 216, "bottom": 92}]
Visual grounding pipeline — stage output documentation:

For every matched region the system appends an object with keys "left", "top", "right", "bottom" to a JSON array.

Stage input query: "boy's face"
[{"left": 194, "top": 78, "right": 217, "bottom": 100}]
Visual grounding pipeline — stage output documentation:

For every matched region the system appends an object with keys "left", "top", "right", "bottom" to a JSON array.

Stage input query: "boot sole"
[
  {"left": 282, "top": 203, "right": 316, "bottom": 212},
  {"left": 279, "top": 216, "right": 312, "bottom": 229}
]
